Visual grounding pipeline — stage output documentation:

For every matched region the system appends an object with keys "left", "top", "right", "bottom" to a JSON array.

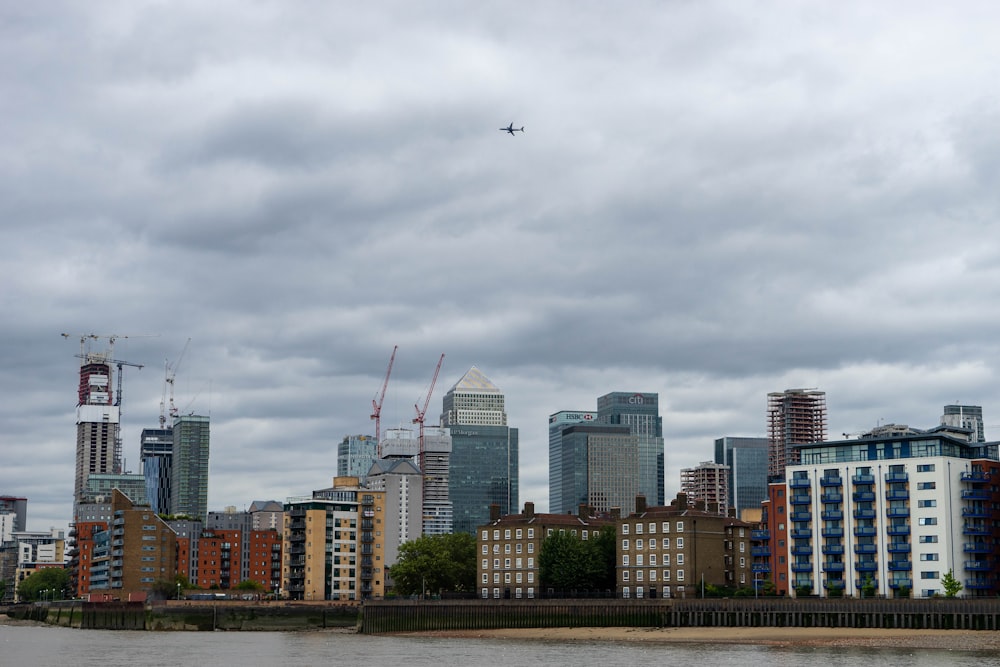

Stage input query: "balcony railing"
[
  {"left": 886, "top": 508, "right": 910, "bottom": 518},
  {"left": 751, "top": 563, "right": 771, "bottom": 573},
  {"left": 791, "top": 529, "right": 812, "bottom": 539},
  {"left": 823, "top": 562, "right": 845, "bottom": 572},
  {"left": 964, "top": 542, "right": 991, "bottom": 553},
  {"left": 822, "top": 527, "right": 844, "bottom": 538},
  {"left": 886, "top": 525, "right": 910, "bottom": 536},
  {"left": 889, "top": 578, "right": 912, "bottom": 589},
  {"left": 965, "top": 560, "right": 991, "bottom": 571},
  {"left": 853, "top": 544, "right": 877, "bottom": 554},
  {"left": 751, "top": 546, "right": 770, "bottom": 557},
  {"left": 884, "top": 472, "right": 908, "bottom": 483},
  {"left": 789, "top": 478, "right": 811, "bottom": 489},
  {"left": 791, "top": 545, "right": 813, "bottom": 556},
  {"left": 853, "top": 491, "right": 875, "bottom": 502},
  {"left": 751, "top": 530, "right": 770, "bottom": 541},
  {"left": 962, "top": 489, "right": 990, "bottom": 500},
  {"left": 853, "top": 509, "right": 876, "bottom": 520},
  {"left": 791, "top": 563, "right": 814, "bottom": 573},
  {"left": 962, "top": 507, "right": 989, "bottom": 518},
  {"left": 854, "top": 526, "right": 876, "bottom": 537},
  {"left": 887, "top": 542, "right": 911, "bottom": 553},
  {"left": 885, "top": 490, "right": 909, "bottom": 501},
  {"left": 790, "top": 494, "right": 812, "bottom": 505},
  {"left": 887, "top": 561, "right": 911, "bottom": 571},
  {"left": 852, "top": 474, "right": 875, "bottom": 485},
  {"left": 855, "top": 561, "right": 878, "bottom": 572},
  {"left": 960, "top": 471, "right": 990, "bottom": 484},
  {"left": 821, "top": 493, "right": 843, "bottom": 504},
  {"left": 822, "top": 544, "right": 845, "bottom": 555},
  {"left": 790, "top": 512, "right": 812, "bottom": 522},
  {"left": 965, "top": 579, "right": 993, "bottom": 590},
  {"left": 821, "top": 510, "right": 843, "bottom": 521},
  {"left": 963, "top": 524, "right": 990, "bottom": 536}
]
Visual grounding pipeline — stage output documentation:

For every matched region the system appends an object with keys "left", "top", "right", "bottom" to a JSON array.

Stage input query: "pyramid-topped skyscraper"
[{"left": 441, "top": 366, "right": 519, "bottom": 533}]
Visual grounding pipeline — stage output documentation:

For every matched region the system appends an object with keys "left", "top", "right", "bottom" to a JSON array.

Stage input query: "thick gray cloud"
[{"left": 4, "top": 2, "right": 1000, "bottom": 532}]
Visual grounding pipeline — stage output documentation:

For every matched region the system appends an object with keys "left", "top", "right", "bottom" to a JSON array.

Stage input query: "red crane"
[
  {"left": 413, "top": 353, "right": 445, "bottom": 464},
  {"left": 371, "top": 345, "right": 398, "bottom": 457}
]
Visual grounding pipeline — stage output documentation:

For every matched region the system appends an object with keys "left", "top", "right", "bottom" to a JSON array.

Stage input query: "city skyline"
[{"left": 5, "top": 4, "right": 1000, "bottom": 534}]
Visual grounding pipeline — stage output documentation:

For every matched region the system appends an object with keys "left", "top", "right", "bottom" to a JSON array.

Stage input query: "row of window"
[
  {"left": 483, "top": 571, "right": 534, "bottom": 584},
  {"left": 483, "top": 557, "right": 534, "bottom": 570},
  {"left": 622, "top": 569, "right": 684, "bottom": 582},
  {"left": 622, "top": 522, "right": 684, "bottom": 535},
  {"left": 622, "top": 537, "right": 683, "bottom": 550}
]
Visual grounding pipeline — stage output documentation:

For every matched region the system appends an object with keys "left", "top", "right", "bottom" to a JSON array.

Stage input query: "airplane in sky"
[{"left": 500, "top": 123, "right": 524, "bottom": 135}]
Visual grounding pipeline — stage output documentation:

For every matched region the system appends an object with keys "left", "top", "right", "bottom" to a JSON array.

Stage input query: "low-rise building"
[
  {"left": 617, "top": 493, "right": 752, "bottom": 599},
  {"left": 477, "top": 501, "right": 615, "bottom": 600}
]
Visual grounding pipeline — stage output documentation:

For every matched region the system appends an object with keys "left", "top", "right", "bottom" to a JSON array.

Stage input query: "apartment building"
[
  {"left": 283, "top": 476, "right": 386, "bottom": 601},
  {"left": 774, "top": 426, "right": 999, "bottom": 598},
  {"left": 477, "top": 502, "right": 614, "bottom": 600},
  {"left": 617, "top": 493, "right": 752, "bottom": 599}
]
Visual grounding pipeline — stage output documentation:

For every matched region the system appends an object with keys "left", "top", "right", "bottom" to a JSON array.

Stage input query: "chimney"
[
  {"left": 578, "top": 503, "right": 591, "bottom": 518},
  {"left": 709, "top": 501, "right": 719, "bottom": 515},
  {"left": 635, "top": 495, "right": 647, "bottom": 515},
  {"left": 673, "top": 492, "right": 688, "bottom": 509},
  {"left": 524, "top": 502, "right": 535, "bottom": 518},
  {"left": 610, "top": 507, "right": 621, "bottom": 519},
  {"left": 489, "top": 503, "right": 501, "bottom": 522}
]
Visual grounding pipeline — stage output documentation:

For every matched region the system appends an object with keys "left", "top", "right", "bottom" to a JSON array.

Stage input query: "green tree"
[
  {"left": 17, "top": 568, "right": 70, "bottom": 602},
  {"left": 941, "top": 569, "right": 963, "bottom": 598},
  {"left": 236, "top": 579, "right": 265, "bottom": 591},
  {"left": 861, "top": 574, "right": 876, "bottom": 598},
  {"left": 389, "top": 532, "right": 476, "bottom": 596},
  {"left": 539, "top": 526, "right": 616, "bottom": 592}
]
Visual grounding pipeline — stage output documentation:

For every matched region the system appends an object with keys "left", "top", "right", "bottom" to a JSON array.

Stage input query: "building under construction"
[{"left": 767, "top": 388, "right": 827, "bottom": 481}]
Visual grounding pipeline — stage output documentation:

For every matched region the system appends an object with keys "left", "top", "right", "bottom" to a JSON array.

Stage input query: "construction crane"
[
  {"left": 161, "top": 338, "right": 191, "bottom": 427},
  {"left": 371, "top": 345, "right": 398, "bottom": 457},
  {"left": 413, "top": 353, "right": 445, "bottom": 465}
]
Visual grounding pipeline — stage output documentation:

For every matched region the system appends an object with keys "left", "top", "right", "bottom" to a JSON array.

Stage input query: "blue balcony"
[
  {"left": 965, "top": 560, "right": 991, "bottom": 571},
  {"left": 886, "top": 508, "right": 910, "bottom": 518},
  {"left": 886, "top": 524, "right": 910, "bottom": 536},
  {"left": 889, "top": 578, "right": 912, "bottom": 589},
  {"left": 791, "top": 494, "right": 812, "bottom": 505},
  {"left": 821, "top": 510, "right": 843, "bottom": 521},
  {"left": 853, "top": 491, "right": 875, "bottom": 502},
  {"left": 885, "top": 472, "right": 909, "bottom": 483},
  {"left": 822, "top": 526, "right": 844, "bottom": 538},
  {"left": 965, "top": 579, "right": 993, "bottom": 590},
  {"left": 823, "top": 562, "right": 845, "bottom": 572},
  {"left": 751, "top": 530, "right": 770, "bottom": 541},
  {"left": 791, "top": 545, "right": 813, "bottom": 556},
  {"left": 854, "top": 544, "right": 877, "bottom": 554},
  {"left": 855, "top": 561, "right": 878, "bottom": 572},
  {"left": 791, "top": 528, "right": 812, "bottom": 539},
  {"left": 751, "top": 546, "right": 770, "bottom": 557},
  {"left": 822, "top": 544, "right": 845, "bottom": 555},
  {"left": 855, "top": 578, "right": 879, "bottom": 589},
  {"left": 852, "top": 474, "right": 875, "bottom": 485},
  {"left": 963, "top": 523, "right": 990, "bottom": 536},
  {"left": 791, "top": 562, "right": 814, "bottom": 573},
  {"left": 962, "top": 489, "right": 990, "bottom": 500},
  {"left": 825, "top": 579, "right": 846, "bottom": 591},
  {"left": 964, "top": 542, "right": 991, "bottom": 554},
  {"left": 886, "top": 490, "right": 909, "bottom": 501},
  {"left": 790, "top": 512, "right": 812, "bottom": 522},
  {"left": 854, "top": 526, "right": 877, "bottom": 537},
  {"left": 887, "top": 542, "right": 911, "bottom": 553},
  {"left": 752, "top": 563, "right": 771, "bottom": 573},
  {"left": 962, "top": 507, "right": 989, "bottom": 518},
  {"left": 854, "top": 509, "right": 876, "bottom": 520},
  {"left": 961, "top": 471, "right": 990, "bottom": 484},
  {"left": 820, "top": 476, "right": 843, "bottom": 487},
  {"left": 790, "top": 478, "right": 811, "bottom": 489},
  {"left": 887, "top": 560, "right": 911, "bottom": 571}
]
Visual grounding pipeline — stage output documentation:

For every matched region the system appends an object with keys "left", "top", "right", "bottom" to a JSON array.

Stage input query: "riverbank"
[{"left": 407, "top": 625, "right": 1000, "bottom": 650}]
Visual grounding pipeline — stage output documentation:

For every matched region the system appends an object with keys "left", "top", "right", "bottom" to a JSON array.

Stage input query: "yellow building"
[{"left": 282, "top": 476, "right": 386, "bottom": 600}]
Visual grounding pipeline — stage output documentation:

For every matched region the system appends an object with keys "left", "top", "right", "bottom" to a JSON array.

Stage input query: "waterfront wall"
[
  {"left": 361, "top": 598, "right": 1000, "bottom": 634},
  {"left": 9, "top": 598, "right": 1000, "bottom": 632}
]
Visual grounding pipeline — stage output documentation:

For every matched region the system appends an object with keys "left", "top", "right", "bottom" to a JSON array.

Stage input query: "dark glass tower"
[
  {"left": 596, "top": 392, "right": 664, "bottom": 506},
  {"left": 441, "top": 367, "right": 518, "bottom": 534}
]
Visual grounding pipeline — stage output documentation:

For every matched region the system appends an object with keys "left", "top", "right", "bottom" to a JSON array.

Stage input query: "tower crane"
[
  {"left": 413, "top": 353, "right": 445, "bottom": 466},
  {"left": 161, "top": 338, "right": 191, "bottom": 427},
  {"left": 371, "top": 345, "right": 398, "bottom": 457}
]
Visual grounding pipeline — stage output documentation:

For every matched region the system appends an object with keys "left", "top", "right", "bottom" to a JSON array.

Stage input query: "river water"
[{"left": 1, "top": 625, "right": 996, "bottom": 667}]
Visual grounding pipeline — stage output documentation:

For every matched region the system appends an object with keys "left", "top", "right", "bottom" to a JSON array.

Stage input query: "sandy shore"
[{"left": 406, "top": 625, "right": 1000, "bottom": 650}]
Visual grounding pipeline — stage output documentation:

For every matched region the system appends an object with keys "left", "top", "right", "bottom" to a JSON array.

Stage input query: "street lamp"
[{"left": 176, "top": 582, "right": 182, "bottom": 600}]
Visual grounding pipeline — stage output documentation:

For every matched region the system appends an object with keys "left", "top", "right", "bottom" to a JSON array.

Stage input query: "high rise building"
[
  {"left": 597, "top": 392, "right": 664, "bottom": 506},
  {"left": 141, "top": 428, "right": 173, "bottom": 514},
  {"left": 170, "top": 415, "right": 210, "bottom": 521},
  {"left": 366, "top": 458, "right": 423, "bottom": 573},
  {"left": 714, "top": 436, "right": 769, "bottom": 516},
  {"left": 679, "top": 461, "right": 730, "bottom": 514},
  {"left": 420, "top": 426, "right": 453, "bottom": 535},
  {"left": 549, "top": 417, "right": 639, "bottom": 515},
  {"left": 73, "top": 351, "right": 120, "bottom": 510},
  {"left": 441, "top": 367, "right": 519, "bottom": 534},
  {"left": 767, "top": 389, "right": 827, "bottom": 481},
  {"left": 548, "top": 411, "right": 596, "bottom": 513},
  {"left": 0, "top": 496, "right": 27, "bottom": 533},
  {"left": 83, "top": 473, "right": 147, "bottom": 505},
  {"left": 941, "top": 404, "right": 985, "bottom": 443},
  {"left": 337, "top": 435, "right": 378, "bottom": 483}
]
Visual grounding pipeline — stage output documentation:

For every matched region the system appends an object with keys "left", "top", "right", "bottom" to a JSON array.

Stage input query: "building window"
[
  {"left": 516, "top": 529, "right": 522, "bottom": 539},
  {"left": 920, "top": 571, "right": 939, "bottom": 580},
  {"left": 917, "top": 464, "right": 935, "bottom": 472},
  {"left": 918, "top": 518, "right": 938, "bottom": 526},
  {"left": 918, "top": 500, "right": 937, "bottom": 508},
  {"left": 649, "top": 570, "right": 657, "bottom": 581},
  {"left": 635, "top": 523, "right": 643, "bottom": 535},
  {"left": 919, "top": 535, "right": 939, "bottom": 544},
  {"left": 493, "top": 530, "right": 500, "bottom": 540},
  {"left": 676, "top": 522, "right": 684, "bottom": 532},
  {"left": 527, "top": 529, "right": 534, "bottom": 539},
  {"left": 623, "top": 570, "right": 629, "bottom": 581},
  {"left": 663, "top": 570, "right": 670, "bottom": 581},
  {"left": 662, "top": 538, "right": 670, "bottom": 549},
  {"left": 622, "top": 587, "right": 630, "bottom": 599},
  {"left": 622, "top": 539, "right": 629, "bottom": 550},
  {"left": 482, "top": 530, "right": 488, "bottom": 540},
  {"left": 527, "top": 543, "right": 534, "bottom": 554},
  {"left": 636, "top": 554, "right": 644, "bottom": 566},
  {"left": 622, "top": 524, "right": 629, "bottom": 535},
  {"left": 917, "top": 482, "right": 936, "bottom": 490},
  {"left": 920, "top": 554, "right": 939, "bottom": 561},
  {"left": 504, "top": 558, "right": 511, "bottom": 569},
  {"left": 482, "top": 545, "right": 488, "bottom": 554},
  {"left": 676, "top": 537, "right": 684, "bottom": 549},
  {"left": 636, "top": 570, "right": 644, "bottom": 582},
  {"left": 622, "top": 555, "right": 630, "bottom": 567},
  {"left": 636, "top": 539, "right": 643, "bottom": 549},
  {"left": 677, "top": 553, "right": 684, "bottom": 565},
  {"left": 505, "top": 529, "right": 511, "bottom": 539},
  {"left": 649, "top": 522, "right": 656, "bottom": 534},
  {"left": 650, "top": 554, "right": 657, "bottom": 566},
  {"left": 677, "top": 570, "right": 685, "bottom": 582}
]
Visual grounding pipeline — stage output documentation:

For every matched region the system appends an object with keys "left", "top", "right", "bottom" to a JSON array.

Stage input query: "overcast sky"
[{"left": 4, "top": 2, "right": 1000, "bottom": 533}]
